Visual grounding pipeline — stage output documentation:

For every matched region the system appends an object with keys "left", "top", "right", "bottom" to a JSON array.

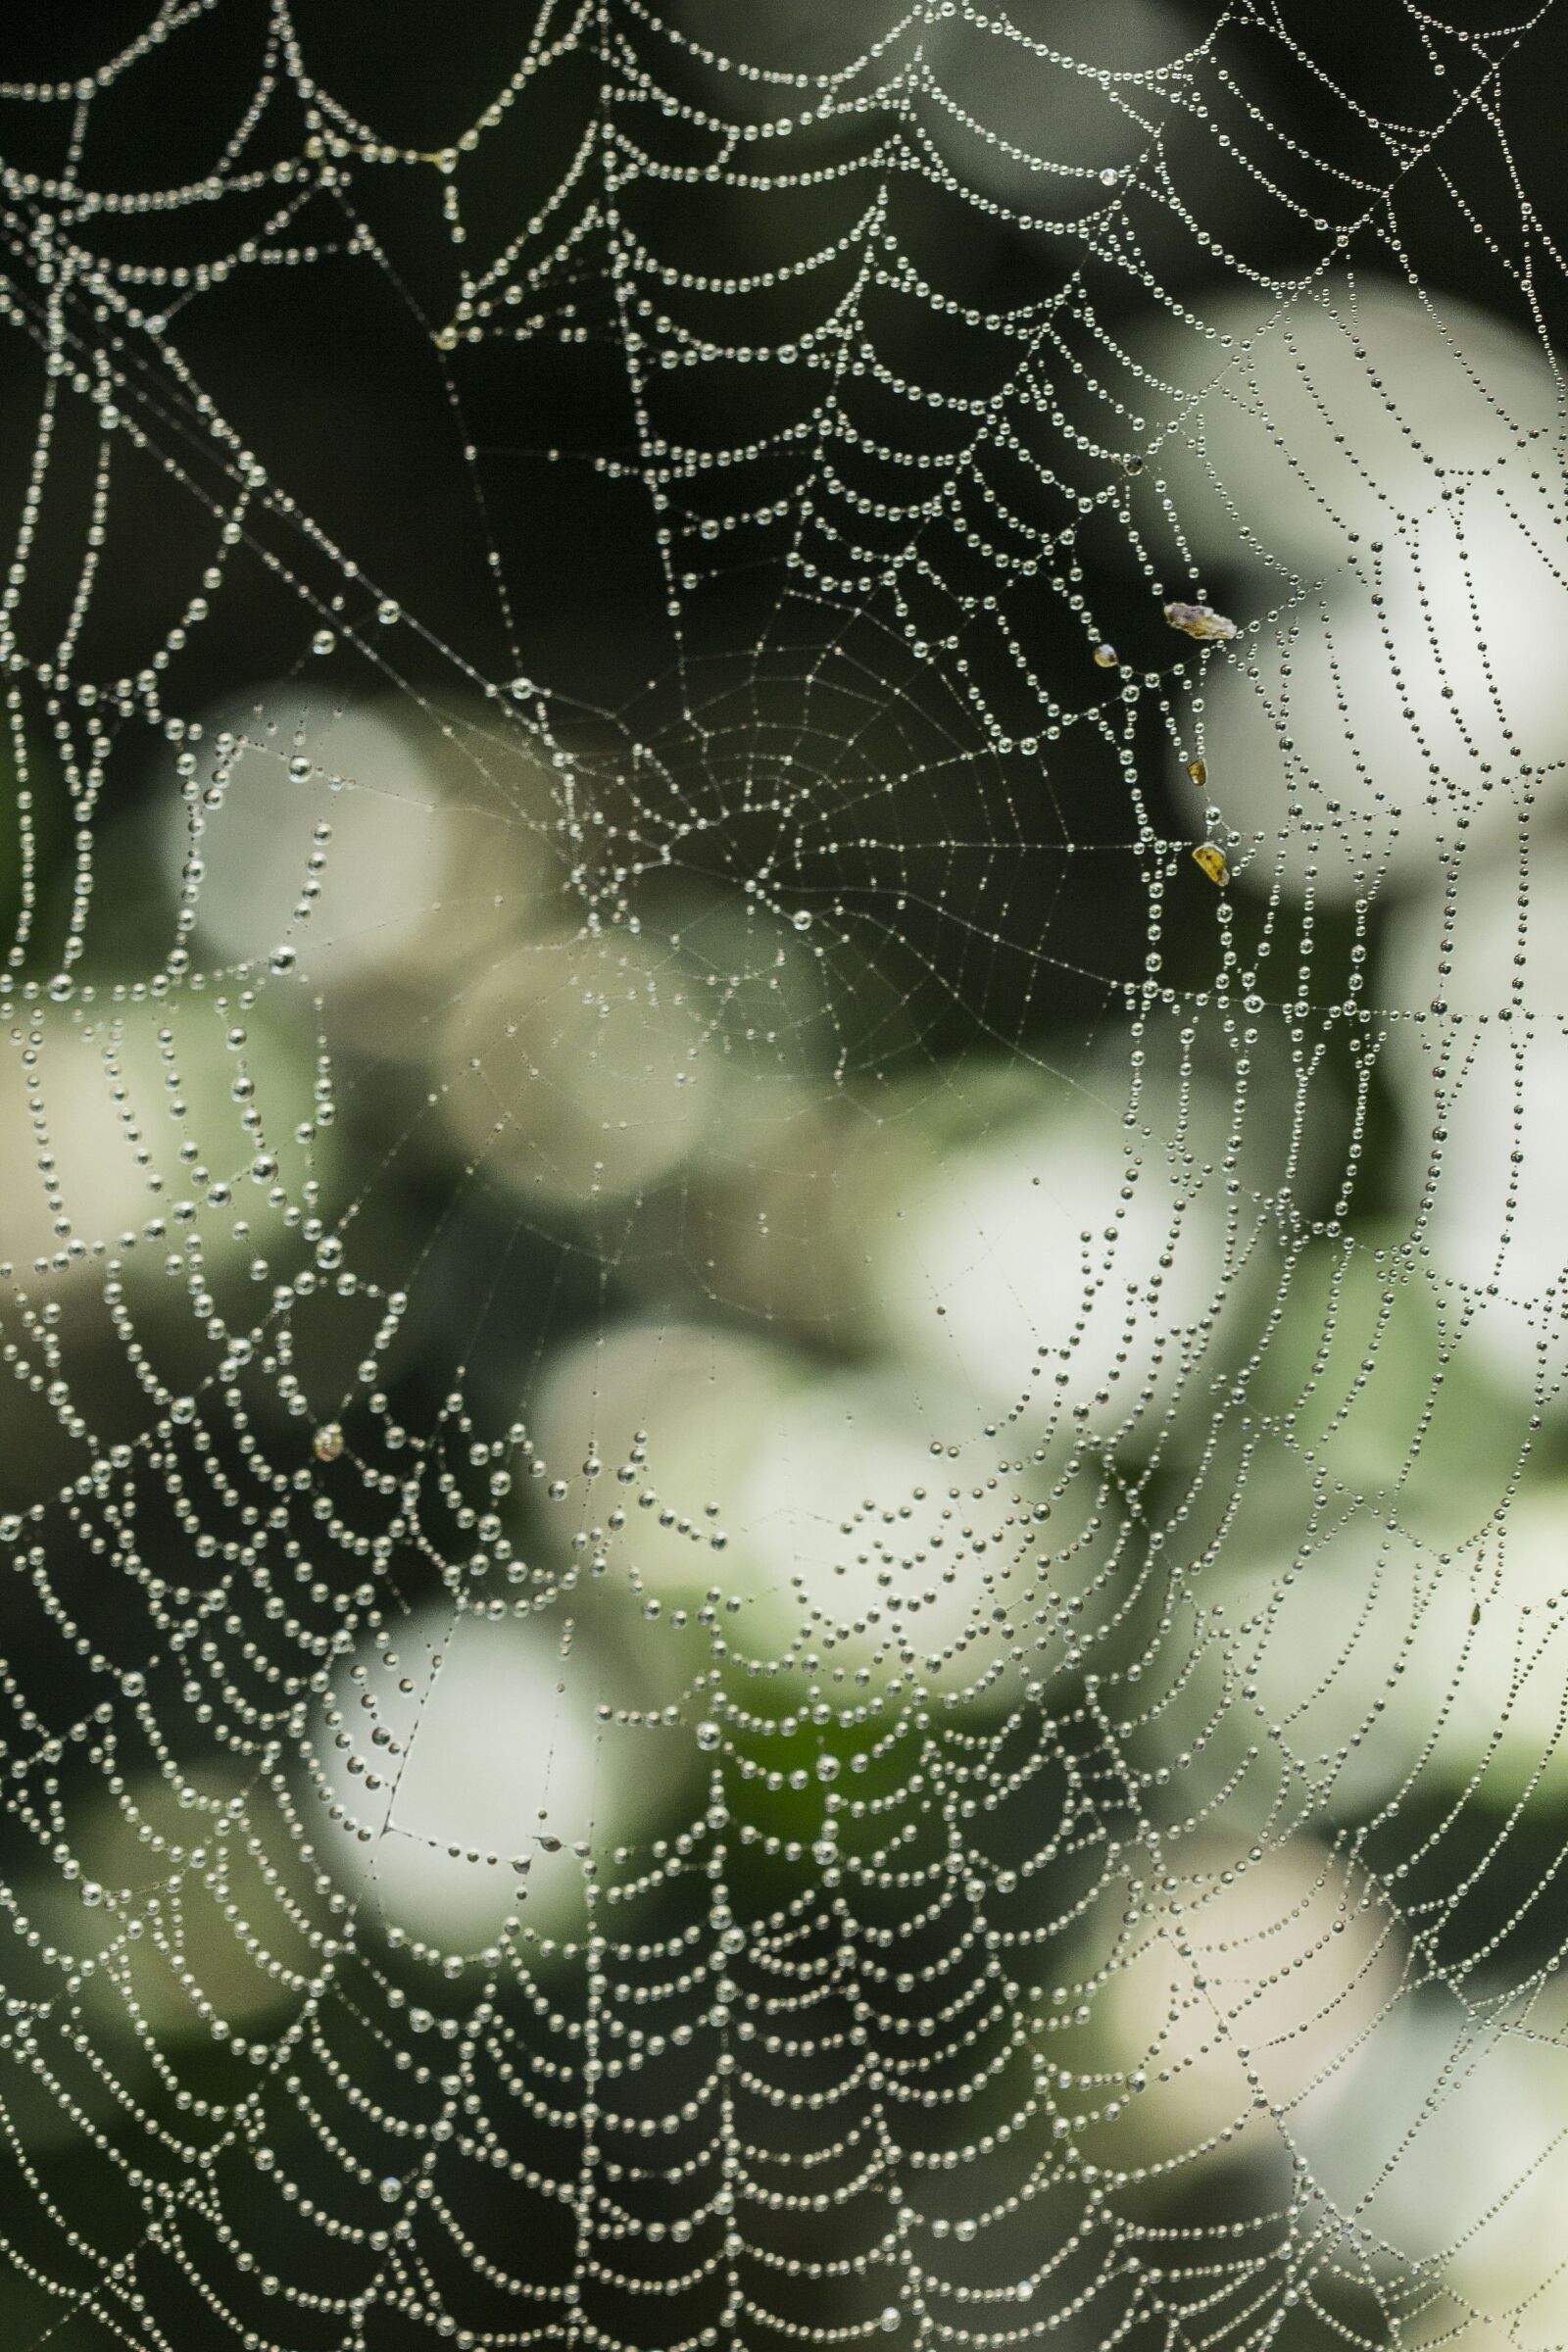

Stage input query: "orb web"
[{"left": 1, "top": 5, "right": 1567, "bottom": 2349}]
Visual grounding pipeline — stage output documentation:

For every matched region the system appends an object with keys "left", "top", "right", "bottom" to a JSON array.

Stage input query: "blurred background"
[{"left": 5, "top": 4, "right": 1568, "bottom": 2348}]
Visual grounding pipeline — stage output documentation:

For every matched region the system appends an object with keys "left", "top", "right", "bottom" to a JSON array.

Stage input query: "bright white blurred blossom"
[
  {"left": 1381, "top": 836, "right": 1568, "bottom": 1395},
  {"left": 1132, "top": 278, "right": 1568, "bottom": 896},
  {"left": 532, "top": 1317, "right": 802, "bottom": 1593},
  {"left": 1205, "top": 1484, "right": 1568, "bottom": 1817},
  {"left": 167, "top": 698, "right": 454, "bottom": 982},
  {"left": 1097, "top": 1837, "right": 1399, "bottom": 2163},
  {"left": 1138, "top": 276, "right": 1561, "bottom": 570},
  {"left": 1300, "top": 1984, "right": 1568, "bottom": 2352},
  {"left": 858, "top": 1040, "right": 1299, "bottom": 1436},
  {"left": 735, "top": 1368, "right": 1024, "bottom": 1676},
  {"left": 315, "top": 1604, "right": 677, "bottom": 1944},
  {"left": 0, "top": 993, "right": 318, "bottom": 1276}
]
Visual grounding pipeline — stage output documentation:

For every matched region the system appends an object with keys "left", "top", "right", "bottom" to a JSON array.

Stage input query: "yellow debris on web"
[{"left": 1192, "top": 843, "right": 1229, "bottom": 886}]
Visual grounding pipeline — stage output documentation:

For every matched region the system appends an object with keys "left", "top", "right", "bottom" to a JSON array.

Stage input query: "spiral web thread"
[{"left": 3, "top": 3, "right": 1568, "bottom": 2348}]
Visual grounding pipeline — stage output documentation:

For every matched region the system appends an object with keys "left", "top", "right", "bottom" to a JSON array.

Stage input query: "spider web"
[{"left": 2, "top": 3, "right": 1568, "bottom": 2348}]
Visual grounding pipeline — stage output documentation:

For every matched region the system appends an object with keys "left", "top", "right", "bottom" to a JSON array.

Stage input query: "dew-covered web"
[{"left": 6, "top": 2, "right": 1568, "bottom": 2347}]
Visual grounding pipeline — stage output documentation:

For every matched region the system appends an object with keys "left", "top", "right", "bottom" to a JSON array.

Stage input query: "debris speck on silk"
[{"left": 1164, "top": 600, "right": 1239, "bottom": 643}]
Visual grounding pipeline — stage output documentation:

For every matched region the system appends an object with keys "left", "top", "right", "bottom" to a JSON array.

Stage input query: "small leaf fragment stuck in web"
[{"left": 1164, "top": 600, "right": 1239, "bottom": 642}]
